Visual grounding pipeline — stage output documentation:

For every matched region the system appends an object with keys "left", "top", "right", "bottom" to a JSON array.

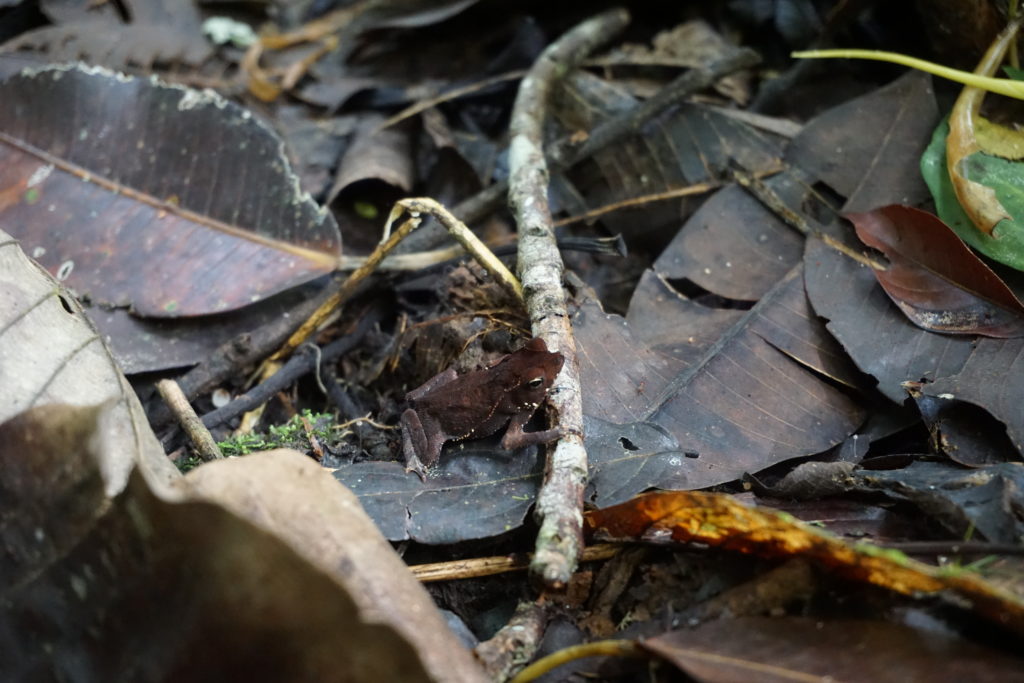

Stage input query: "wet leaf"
[
  {"left": 847, "top": 205, "right": 1024, "bottom": 337},
  {"left": 643, "top": 617, "right": 1024, "bottom": 682},
  {"left": 0, "top": 64, "right": 341, "bottom": 317},
  {"left": 762, "top": 459, "right": 1024, "bottom": 545},
  {"left": 586, "top": 490, "right": 1024, "bottom": 636}
]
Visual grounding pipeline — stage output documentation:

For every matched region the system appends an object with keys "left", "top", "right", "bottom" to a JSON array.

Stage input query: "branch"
[{"left": 508, "top": 7, "right": 630, "bottom": 589}]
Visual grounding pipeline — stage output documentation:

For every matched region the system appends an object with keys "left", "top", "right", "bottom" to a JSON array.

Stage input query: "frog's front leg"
[
  {"left": 500, "top": 410, "right": 562, "bottom": 451},
  {"left": 401, "top": 408, "right": 448, "bottom": 479}
]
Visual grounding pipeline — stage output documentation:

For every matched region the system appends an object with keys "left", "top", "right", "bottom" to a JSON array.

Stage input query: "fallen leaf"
[
  {"left": 847, "top": 205, "right": 1024, "bottom": 337},
  {"left": 785, "top": 70, "right": 938, "bottom": 213},
  {"left": 642, "top": 617, "right": 1024, "bottom": 682},
  {"left": 0, "top": 404, "right": 481, "bottom": 681},
  {"left": 0, "top": 64, "right": 341, "bottom": 317},
  {"left": 803, "top": 235, "right": 975, "bottom": 403},
  {"left": 761, "top": 459, "right": 1024, "bottom": 544},
  {"left": 804, "top": 235, "right": 1024, "bottom": 452},
  {"left": 0, "top": 228, "right": 176, "bottom": 488},
  {"left": 586, "top": 490, "right": 1024, "bottom": 636}
]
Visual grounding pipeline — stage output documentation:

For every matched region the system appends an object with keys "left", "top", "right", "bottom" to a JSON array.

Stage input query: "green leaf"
[
  {"left": 1004, "top": 65, "right": 1024, "bottom": 80},
  {"left": 921, "top": 119, "right": 1024, "bottom": 270}
]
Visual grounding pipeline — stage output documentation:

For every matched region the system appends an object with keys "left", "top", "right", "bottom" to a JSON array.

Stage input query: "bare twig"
[
  {"left": 732, "top": 168, "right": 888, "bottom": 271},
  {"left": 475, "top": 601, "right": 551, "bottom": 682},
  {"left": 155, "top": 379, "right": 223, "bottom": 461},
  {"left": 508, "top": 7, "right": 630, "bottom": 590},
  {"left": 203, "top": 307, "right": 383, "bottom": 428},
  {"left": 409, "top": 544, "right": 621, "bottom": 583},
  {"left": 389, "top": 198, "right": 524, "bottom": 301}
]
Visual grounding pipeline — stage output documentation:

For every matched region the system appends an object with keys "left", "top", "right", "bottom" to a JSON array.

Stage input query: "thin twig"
[
  {"left": 732, "top": 168, "right": 888, "bottom": 271},
  {"left": 508, "top": 7, "right": 630, "bottom": 590},
  {"left": 475, "top": 601, "right": 552, "bottom": 682},
  {"left": 156, "top": 379, "right": 223, "bottom": 461},
  {"left": 409, "top": 544, "right": 620, "bottom": 583},
  {"left": 203, "top": 307, "right": 382, "bottom": 428},
  {"left": 390, "top": 198, "right": 524, "bottom": 301},
  {"left": 269, "top": 215, "right": 420, "bottom": 361},
  {"left": 553, "top": 165, "right": 781, "bottom": 228}
]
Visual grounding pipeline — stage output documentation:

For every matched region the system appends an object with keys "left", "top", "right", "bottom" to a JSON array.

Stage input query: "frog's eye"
[{"left": 527, "top": 376, "right": 545, "bottom": 388}]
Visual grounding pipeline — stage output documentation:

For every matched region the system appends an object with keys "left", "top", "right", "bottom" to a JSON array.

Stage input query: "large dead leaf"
[
  {"left": 847, "top": 205, "right": 1024, "bottom": 337},
  {"left": 0, "top": 231, "right": 484, "bottom": 681},
  {"left": 2, "top": 0, "right": 212, "bottom": 69},
  {"left": 0, "top": 64, "right": 340, "bottom": 317},
  {"left": 803, "top": 236, "right": 976, "bottom": 402},
  {"left": 0, "top": 406, "right": 485, "bottom": 682},
  {"left": 652, "top": 178, "right": 805, "bottom": 301},
  {"left": 804, "top": 236, "right": 1024, "bottom": 452},
  {"left": 576, "top": 266, "right": 865, "bottom": 491},
  {"left": 642, "top": 617, "right": 1024, "bottom": 682},
  {"left": 785, "top": 70, "right": 939, "bottom": 213},
  {"left": 586, "top": 490, "right": 1024, "bottom": 636},
  {"left": 0, "top": 228, "right": 175, "bottom": 489}
]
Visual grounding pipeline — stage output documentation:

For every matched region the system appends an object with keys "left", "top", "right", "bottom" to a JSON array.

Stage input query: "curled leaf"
[
  {"left": 846, "top": 205, "right": 1024, "bottom": 337},
  {"left": 946, "top": 20, "right": 1020, "bottom": 234}
]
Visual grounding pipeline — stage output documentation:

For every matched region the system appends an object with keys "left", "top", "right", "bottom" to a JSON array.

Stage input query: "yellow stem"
[{"left": 791, "top": 49, "right": 1024, "bottom": 100}]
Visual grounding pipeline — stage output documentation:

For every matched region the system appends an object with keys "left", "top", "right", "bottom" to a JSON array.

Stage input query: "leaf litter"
[{"left": 3, "top": 3, "right": 1024, "bottom": 680}]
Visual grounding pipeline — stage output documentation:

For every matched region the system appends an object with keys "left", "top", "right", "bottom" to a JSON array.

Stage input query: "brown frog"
[{"left": 400, "top": 337, "right": 564, "bottom": 477}]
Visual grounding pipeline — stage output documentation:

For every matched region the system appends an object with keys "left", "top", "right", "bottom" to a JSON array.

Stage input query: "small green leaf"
[
  {"left": 922, "top": 120, "right": 1024, "bottom": 271},
  {"left": 1004, "top": 65, "right": 1024, "bottom": 81}
]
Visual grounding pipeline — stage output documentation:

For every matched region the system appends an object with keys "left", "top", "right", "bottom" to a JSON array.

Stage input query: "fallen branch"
[{"left": 508, "top": 7, "right": 630, "bottom": 590}]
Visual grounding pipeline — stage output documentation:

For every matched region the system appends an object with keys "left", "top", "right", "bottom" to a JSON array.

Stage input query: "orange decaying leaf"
[
  {"left": 585, "top": 491, "right": 1024, "bottom": 636},
  {"left": 947, "top": 20, "right": 1021, "bottom": 235}
]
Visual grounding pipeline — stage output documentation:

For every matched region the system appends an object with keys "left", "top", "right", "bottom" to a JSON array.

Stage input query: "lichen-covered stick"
[{"left": 508, "top": 7, "right": 630, "bottom": 590}]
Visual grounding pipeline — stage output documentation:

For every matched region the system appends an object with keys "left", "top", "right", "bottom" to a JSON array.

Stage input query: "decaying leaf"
[
  {"left": 642, "top": 617, "right": 1024, "bottom": 682},
  {"left": 847, "top": 205, "right": 1024, "bottom": 337},
  {"left": 0, "top": 228, "right": 176, "bottom": 488},
  {"left": 592, "top": 266, "right": 864, "bottom": 490},
  {"left": 804, "top": 235, "right": 1024, "bottom": 452},
  {"left": 0, "top": 404, "right": 484, "bottom": 681},
  {"left": 0, "top": 230, "right": 484, "bottom": 681},
  {"left": 0, "top": 64, "right": 341, "bottom": 317},
  {"left": 586, "top": 490, "right": 1024, "bottom": 636},
  {"left": 785, "top": 70, "right": 938, "bottom": 213},
  {"left": 803, "top": 235, "right": 976, "bottom": 403}
]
